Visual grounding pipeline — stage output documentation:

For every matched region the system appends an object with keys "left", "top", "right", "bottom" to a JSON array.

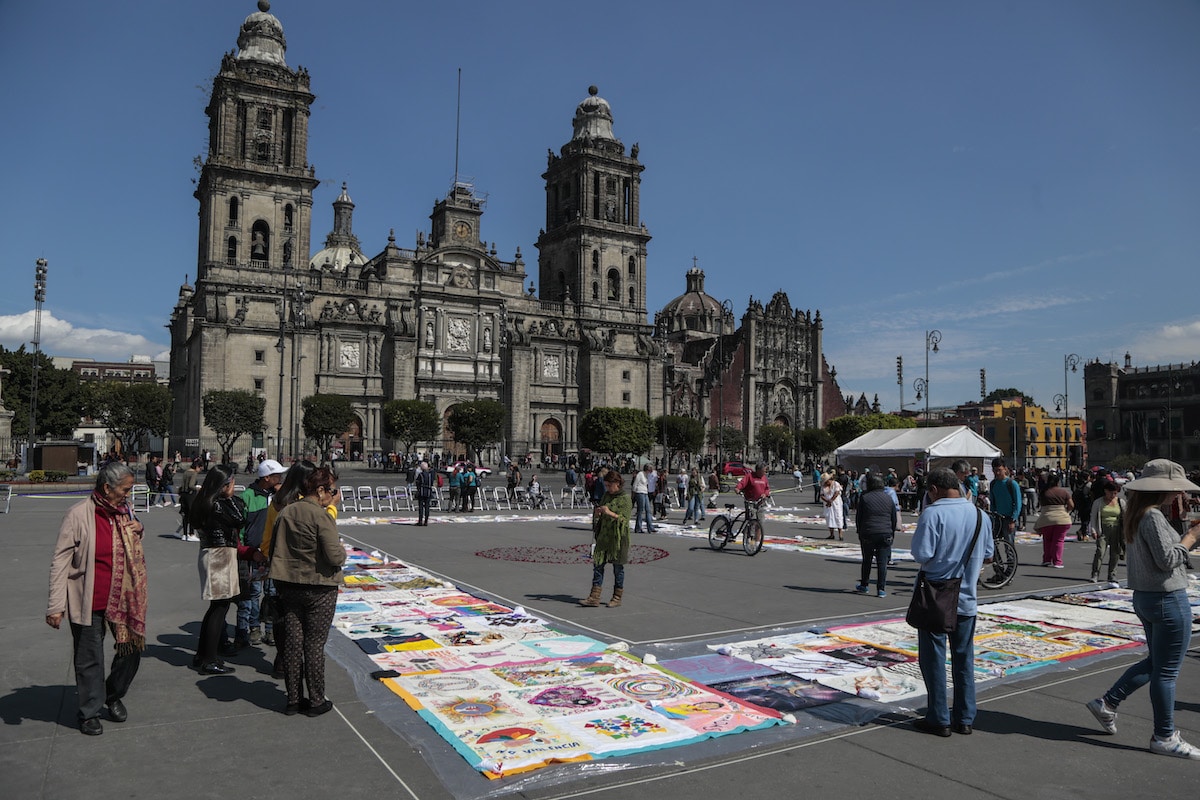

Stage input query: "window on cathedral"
[
  {"left": 256, "top": 109, "right": 272, "bottom": 130},
  {"left": 627, "top": 256, "right": 635, "bottom": 276},
  {"left": 592, "top": 250, "right": 599, "bottom": 272},
  {"left": 254, "top": 349, "right": 265, "bottom": 364},
  {"left": 592, "top": 174, "right": 600, "bottom": 220},
  {"left": 284, "top": 204, "right": 294, "bottom": 232},
  {"left": 592, "top": 282, "right": 599, "bottom": 300},
  {"left": 622, "top": 391, "right": 631, "bottom": 404},
  {"left": 607, "top": 269, "right": 620, "bottom": 302},
  {"left": 250, "top": 221, "right": 270, "bottom": 263},
  {"left": 623, "top": 178, "right": 632, "bottom": 224},
  {"left": 228, "top": 197, "right": 239, "bottom": 227},
  {"left": 282, "top": 109, "right": 294, "bottom": 168},
  {"left": 622, "top": 370, "right": 630, "bottom": 381},
  {"left": 255, "top": 139, "right": 271, "bottom": 163},
  {"left": 254, "top": 378, "right": 264, "bottom": 391},
  {"left": 227, "top": 236, "right": 238, "bottom": 265},
  {"left": 628, "top": 286, "right": 635, "bottom": 306}
]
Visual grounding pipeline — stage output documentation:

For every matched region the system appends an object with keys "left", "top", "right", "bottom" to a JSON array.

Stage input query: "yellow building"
[{"left": 978, "top": 400, "right": 1084, "bottom": 470}]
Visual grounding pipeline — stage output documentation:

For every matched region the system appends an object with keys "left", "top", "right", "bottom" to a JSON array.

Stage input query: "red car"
[{"left": 720, "top": 461, "right": 751, "bottom": 477}]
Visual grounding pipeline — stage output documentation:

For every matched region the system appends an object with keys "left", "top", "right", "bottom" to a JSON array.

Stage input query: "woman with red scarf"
[{"left": 47, "top": 462, "right": 148, "bottom": 736}]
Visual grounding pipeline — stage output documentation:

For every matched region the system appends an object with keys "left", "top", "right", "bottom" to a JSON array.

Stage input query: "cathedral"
[{"left": 169, "top": 2, "right": 836, "bottom": 464}]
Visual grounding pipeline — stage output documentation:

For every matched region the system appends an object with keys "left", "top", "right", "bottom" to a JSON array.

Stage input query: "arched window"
[
  {"left": 250, "top": 220, "right": 270, "bottom": 263},
  {"left": 592, "top": 250, "right": 600, "bottom": 273},
  {"left": 627, "top": 286, "right": 635, "bottom": 306},
  {"left": 284, "top": 204, "right": 294, "bottom": 232},
  {"left": 607, "top": 269, "right": 620, "bottom": 302},
  {"left": 226, "top": 236, "right": 238, "bottom": 264},
  {"left": 592, "top": 281, "right": 599, "bottom": 300},
  {"left": 557, "top": 270, "right": 566, "bottom": 299},
  {"left": 628, "top": 256, "right": 635, "bottom": 276},
  {"left": 228, "top": 197, "right": 239, "bottom": 226}
]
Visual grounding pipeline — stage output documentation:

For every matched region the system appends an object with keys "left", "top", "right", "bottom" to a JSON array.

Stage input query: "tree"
[
  {"left": 0, "top": 344, "right": 87, "bottom": 440},
  {"left": 798, "top": 427, "right": 837, "bottom": 461},
  {"left": 381, "top": 399, "right": 440, "bottom": 454},
  {"left": 1109, "top": 453, "right": 1147, "bottom": 473},
  {"left": 756, "top": 423, "right": 794, "bottom": 462},
  {"left": 447, "top": 400, "right": 505, "bottom": 464},
  {"left": 983, "top": 388, "right": 1036, "bottom": 406},
  {"left": 579, "top": 407, "right": 655, "bottom": 460},
  {"left": 202, "top": 389, "right": 265, "bottom": 464},
  {"left": 654, "top": 415, "right": 706, "bottom": 471},
  {"left": 302, "top": 394, "right": 356, "bottom": 465},
  {"left": 826, "top": 413, "right": 916, "bottom": 446},
  {"left": 86, "top": 382, "right": 172, "bottom": 454},
  {"left": 706, "top": 424, "right": 746, "bottom": 460}
]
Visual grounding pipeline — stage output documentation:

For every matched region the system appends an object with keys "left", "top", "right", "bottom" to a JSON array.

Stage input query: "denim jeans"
[
  {"left": 633, "top": 492, "right": 653, "bottom": 533},
  {"left": 70, "top": 611, "right": 141, "bottom": 721},
  {"left": 684, "top": 495, "right": 705, "bottom": 522},
  {"left": 918, "top": 615, "right": 977, "bottom": 727},
  {"left": 236, "top": 578, "right": 263, "bottom": 635},
  {"left": 592, "top": 562, "right": 625, "bottom": 589},
  {"left": 1103, "top": 589, "right": 1192, "bottom": 738},
  {"left": 858, "top": 537, "right": 892, "bottom": 591}
]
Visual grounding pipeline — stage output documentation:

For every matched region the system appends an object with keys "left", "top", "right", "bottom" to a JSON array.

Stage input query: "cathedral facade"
[{"left": 169, "top": 2, "right": 831, "bottom": 464}]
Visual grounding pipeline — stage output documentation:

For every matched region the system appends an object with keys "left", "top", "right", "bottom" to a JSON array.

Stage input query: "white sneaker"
[
  {"left": 1106, "top": 581, "right": 1120, "bottom": 589},
  {"left": 1150, "top": 732, "right": 1200, "bottom": 759},
  {"left": 1086, "top": 698, "right": 1117, "bottom": 734}
]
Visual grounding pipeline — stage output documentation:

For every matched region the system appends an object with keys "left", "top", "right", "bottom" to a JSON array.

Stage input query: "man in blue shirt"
[
  {"left": 910, "top": 468, "right": 994, "bottom": 737},
  {"left": 989, "top": 457, "right": 1022, "bottom": 545}
]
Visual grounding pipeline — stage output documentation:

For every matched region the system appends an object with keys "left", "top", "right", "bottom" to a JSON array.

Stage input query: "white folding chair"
[
  {"left": 512, "top": 486, "right": 530, "bottom": 509},
  {"left": 130, "top": 485, "right": 152, "bottom": 513},
  {"left": 375, "top": 486, "right": 394, "bottom": 511},
  {"left": 543, "top": 489, "right": 559, "bottom": 509},
  {"left": 491, "top": 486, "right": 511, "bottom": 511},
  {"left": 393, "top": 486, "right": 412, "bottom": 511},
  {"left": 356, "top": 486, "right": 375, "bottom": 512},
  {"left": 340, "top": 490, "right": 358, "bottom": 513},
  {"left": 571, "top": 487, "right": 588, "bottom": 508}
]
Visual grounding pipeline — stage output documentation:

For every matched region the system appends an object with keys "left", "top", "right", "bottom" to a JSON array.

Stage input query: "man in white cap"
[{"left": 235, "top": 458, "right": 288, "bottom": 647}]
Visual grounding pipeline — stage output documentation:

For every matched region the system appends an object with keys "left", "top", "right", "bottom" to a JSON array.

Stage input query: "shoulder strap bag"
[{"left": 906, "top": 509, "right": 984, "bottom": 634}]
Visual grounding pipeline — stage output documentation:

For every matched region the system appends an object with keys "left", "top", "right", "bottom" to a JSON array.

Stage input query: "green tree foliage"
[
  {"left": 203, "top": 389, "right": 266, "bottom": 463},
  {"left": 756, "top": 423, "right": 795, "bottom": 462},
  {"left": 983, "top": 388, "right": 1035, "bottom": 406},
  {"left": 798, "top": 427, "right": 837, "bottom": 460},
  {"left": 654, "top": 415, "right": 706, "bottom": 471},
  {"left": 826, "top": 413, "right": 916, "bottom": 446},
  {"left": 86, "top": 381, "right": 171, "bottom": 454},
  {"left": 302, "top": 394, "right": 356, "bottom": 465},
  {"left": 579, "top": 407, "right": 655, "bottom": 459},
  {"left": 1109, "top": 453, "right": 1147, "bottom": 473},
  {"left": 447, "top": 400, "right": 505, "bottom": 464},
  {"left": 706, "top": 424, "right": 746, "bottom": 459},
  {"left": 381, "top": 399, "right": 440, "bottom": 454},
  {"left": 0, "top": 344, "right": 87, "bottom": 439}
]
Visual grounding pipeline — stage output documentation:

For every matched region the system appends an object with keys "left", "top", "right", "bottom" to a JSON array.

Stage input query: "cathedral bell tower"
[
  {"left": 537, "top": 86, "right": 650, "bottom": 323},
  {"left": 194, "top": 0, "right": 318, "bottom": 279}
]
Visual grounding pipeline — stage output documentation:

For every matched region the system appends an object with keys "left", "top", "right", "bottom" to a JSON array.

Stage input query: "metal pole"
[
  {"left": 29, "top": 259, "right": 48, "bottom": 449},
  {"left": 276, "top": 275, "right": 286, "bottom": 461}
]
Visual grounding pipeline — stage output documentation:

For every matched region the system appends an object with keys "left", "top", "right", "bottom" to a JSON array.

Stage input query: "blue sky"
[{"left": 2, "top": 0, "right": 1198, "bottom": 420}]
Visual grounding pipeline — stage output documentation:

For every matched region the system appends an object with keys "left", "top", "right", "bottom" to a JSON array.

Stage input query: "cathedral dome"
[
  {"left": 309, "top": 245, "right": 366, "bottom": 273},
  {"left": 236, "top": 1, "right": 287, "bottom": 67},
  {"left": 661, "top": 268, "right": 729, "bottom": 335},
  {"left": 572, "top": 85, "right": 616, "bottom": 142}
]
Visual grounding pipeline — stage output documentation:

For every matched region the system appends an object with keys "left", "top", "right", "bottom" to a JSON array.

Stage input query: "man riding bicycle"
[{"left": 735, "top": 463, "right": 771, "bottom": 516}]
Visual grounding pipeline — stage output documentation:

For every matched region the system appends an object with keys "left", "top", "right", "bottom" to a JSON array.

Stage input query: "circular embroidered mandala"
[{"left": 475, "top": 543, "right": 669, "bottom": 565}]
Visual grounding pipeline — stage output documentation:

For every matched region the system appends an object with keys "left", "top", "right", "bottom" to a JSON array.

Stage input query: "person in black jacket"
[
  {"left": 854, "top": 473, "right": 898, "bottom": 597},
  {"left": 189, "top": 464, "right": 265, "bottom": 675}
]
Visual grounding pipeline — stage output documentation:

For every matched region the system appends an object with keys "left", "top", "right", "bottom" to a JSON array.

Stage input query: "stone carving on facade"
[
  {"left": 339, "top": 342, "right": 360, "bottom": 370},
  {"left": 447, "top": 318, "right": 471, "bottom": 352},
  {"left": 425, "top": 321, "right": 435, "bottom": 347},
  {"left": 231, "top": 295, "right": 248, "bottom": 326},
  {"left": 635, "top": 331, "right": 661, "bottom": 357},
  {"left": 543, "top": 354, "right": 561, "bottom": 379},
  {"left": 483, "top": 327, "right": 492, "bottom": 352}
]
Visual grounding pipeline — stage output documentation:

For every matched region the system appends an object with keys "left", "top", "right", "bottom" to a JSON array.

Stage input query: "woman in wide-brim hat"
[{"left": 1084, "top": 459, "right": 1200, "bottom": 759}]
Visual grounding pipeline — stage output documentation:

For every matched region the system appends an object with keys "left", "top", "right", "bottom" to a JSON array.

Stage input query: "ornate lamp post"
[
  {"left": 913, "top": 330, "right": 940, "bottom": 424},
  {"left": 289, "top": 283, "right": 309, "bottom": 461},
  {"left": 28, "top": 259, "right": 47, "bottom": 449},
  {"left": 716, "top": 299, "right": 733, "bottom": 466}
]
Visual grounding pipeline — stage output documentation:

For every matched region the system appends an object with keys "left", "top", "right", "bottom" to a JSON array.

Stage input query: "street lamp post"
[
  {"left": 716, "top": 299, "right": 733, "bottom": 466},
  {"left": 913, "top": 330, "right": 940, "bottom": 424},
  {"left": 289, "top": 284, "right": 309, "bottom": 462},
  {"left": 28, "top": 259, "right": 48, "bottom": 450}
]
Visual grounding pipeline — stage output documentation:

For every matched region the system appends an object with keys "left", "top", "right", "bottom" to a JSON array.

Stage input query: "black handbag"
[{"left": 906, "top": 509, "right": 983, "bottom": 633}]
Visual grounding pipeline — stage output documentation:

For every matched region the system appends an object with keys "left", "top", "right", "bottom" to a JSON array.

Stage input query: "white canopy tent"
[{"left": 834, "top": 426, "right": 1002, "bottom": 479}]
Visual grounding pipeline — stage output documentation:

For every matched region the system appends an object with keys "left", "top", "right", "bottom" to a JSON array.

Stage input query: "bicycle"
[
  {"left": 708, "top": 498, "right": 766, "bottom": 556},
  {"left": 979, "top": 511, "right": 1018, "bottom": 590}
]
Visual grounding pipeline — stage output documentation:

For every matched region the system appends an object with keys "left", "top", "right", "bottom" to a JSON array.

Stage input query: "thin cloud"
[
  {"left": 1125, "top": 319, "right": 1200, "bottom": 365},
  {"left": 0, "top": 311, "right": 168, "bottom": 363}
]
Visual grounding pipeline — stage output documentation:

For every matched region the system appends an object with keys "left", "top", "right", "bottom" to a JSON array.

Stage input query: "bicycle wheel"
[
  {"left": 742, "top": 520, "right": 764, "bottom": 555},
  {"left": 980, "top": 538, "right": 1018, "bottom": 589},
  {"left": 708, "top": 516, "right": 732, "bottom": 550}
]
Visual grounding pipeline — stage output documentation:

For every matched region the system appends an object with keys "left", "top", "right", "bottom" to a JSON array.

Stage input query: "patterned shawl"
[{"left": 92, "top": 489, "right": 148, "bottom": 654}]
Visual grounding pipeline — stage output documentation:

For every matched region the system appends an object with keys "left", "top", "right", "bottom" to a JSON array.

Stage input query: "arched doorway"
[
  {"left": 443, "top": 406, "right": 465, "bottom": 461},
  {"left": 540, "top": 418, "right": 563, "bottom": 463}
]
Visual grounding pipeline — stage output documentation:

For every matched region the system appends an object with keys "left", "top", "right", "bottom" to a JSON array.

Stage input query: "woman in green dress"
[{"left": 580, "top": 470, "right": 632, "bottom": 608}]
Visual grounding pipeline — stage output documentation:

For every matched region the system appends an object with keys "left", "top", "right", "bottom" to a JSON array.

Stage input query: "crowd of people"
[{"left": 44, "top": 450, "right": 1200, "bottom": 760}]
